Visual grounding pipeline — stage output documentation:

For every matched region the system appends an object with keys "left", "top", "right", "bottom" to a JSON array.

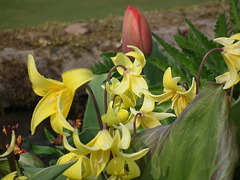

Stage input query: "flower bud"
[{"left": 122, "top": 5, "right": 152, "bottom": 56}]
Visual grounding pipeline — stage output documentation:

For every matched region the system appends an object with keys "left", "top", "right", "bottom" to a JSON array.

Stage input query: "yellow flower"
[
  {"left": 145, "top": 67, "right": 196, "bottom": 116},
  {"left": 107, "top": 157, "right": 142, "bottom": 180},
  {"left": 62, "top": 123, "right": 148, "bottom": 178},
  {"left": 27, "top": 54, "right": 94, "bottom": 134},
  {"left": 214, "top": 33, "right": 240, "bottom": 89},
  {"left": 57, "top": 153, "right": 91, "bottom": 180},
  {"left": 110, "top": 46, "right": 148, "bottom": 97},
  {"left": 101, "top": 101, "right": 129, "bottom": 127},
  {"left": 106, "top": 77, "right": 137, "bottom": 109},
  {"left": 126, "top": 95, "right": 175, "bottom": 130}
]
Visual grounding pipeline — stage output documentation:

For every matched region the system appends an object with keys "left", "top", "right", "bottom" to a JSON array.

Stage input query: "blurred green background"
[{"left": 0, "top": 0, "right": 214, "bottom": 30}]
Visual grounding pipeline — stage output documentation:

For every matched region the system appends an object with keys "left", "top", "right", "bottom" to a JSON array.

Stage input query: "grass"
[{"left": 0, "top": 0, "right": 213, "bottom": 30}]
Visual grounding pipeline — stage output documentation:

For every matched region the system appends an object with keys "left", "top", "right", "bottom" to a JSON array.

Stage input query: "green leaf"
[
  {"left": 25, "top": 160, "right": 76, "bottom": 180},
  {"left": 82, "top": 73, "right": 108, "bottom": 130},
  {"left": 25, "top": 139, "right": 64, "bottom": 156},
  {"left": 230, "top": 0, "right": 240, "bottom": 32},
  {"left": 152, "top": 33, "right": 198, "bottom": 79},
  {"left": 214, "top": 12, "right": 231, "bottom": 38},
  {"left": 44, "top": 128, "right": 56, "bottom": 144},
  {"left": 130, "top": 82, "right": 239, "bottom": 180},
  {"left": 19, "top": 152, "right": 45, "bottom": 168},
  {"left": 89, "top": 52, "right": 115, "bottom": 75}
]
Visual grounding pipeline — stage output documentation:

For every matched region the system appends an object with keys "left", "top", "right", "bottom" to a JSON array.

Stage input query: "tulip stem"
[
  {"left": 229, "top": 85, "right": 235, "bottom": 107},
  {"left": 196, "top": 48, "right": 223, "bottom": 94},
  {"left": 104, "top": 65, "right": 127, "bottom": 113},
  {"left": 85, "top": 84, "right": 103, "bottom": 130},
  {"left": 0, "top": 98, "right": 16, "bottom": 171},
  {"left": 133, "top": 113, "right": 142, "bottom": 135}
]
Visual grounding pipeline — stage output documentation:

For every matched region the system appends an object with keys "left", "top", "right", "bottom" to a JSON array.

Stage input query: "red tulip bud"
[{"left": 122, "top": 5, "right": 152, "bottom": 56}]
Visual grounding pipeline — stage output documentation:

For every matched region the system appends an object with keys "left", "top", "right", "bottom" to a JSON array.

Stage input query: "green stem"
[
  {"left": 85, "top": 84, "right": 103, "bottom": 130},
  {"left": 229, "top": 85, "right": 234, "bottom": 107},
  {"left": 196, "top": 48, "right": 223, "bottom": 94},
  {"left": 104, "top": 65, "right": 127, "bottom": 113},
  {"left": 133, "top": 113, "right": 142, "bottom": 135}
]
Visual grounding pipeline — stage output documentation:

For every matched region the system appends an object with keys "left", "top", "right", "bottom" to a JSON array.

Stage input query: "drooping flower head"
[
  {"left": 109, "top": 46, "right": 148, "bottom": 97},
  {"left": 214, "top": 33, "right": 240, "bottom": 89},
  {"left": 145, "top": 67, "right": 196, "bottom": 116},
  {"left": 122, "top": 5, "right": 152, "bottom": 56},
  {"left": 27, "top": 55, "right": 94, "bottom": 134}
]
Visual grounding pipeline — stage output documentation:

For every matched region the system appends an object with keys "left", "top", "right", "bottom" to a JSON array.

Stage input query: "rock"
[{"left": 65, "top": 23, "right": 90, "bottom": 35}]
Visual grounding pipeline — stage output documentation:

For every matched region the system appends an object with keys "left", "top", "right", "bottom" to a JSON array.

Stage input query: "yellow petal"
[
  {"left": 113, "top": 123, "right": 131, "bottom": 150},
  {"left": 107, "top": 157, "right": 125, "bottom": 176},
  {"left": 112, "top": 75, "right": 130, "bottom": 95},
  {"left": 57, "top": 152, "right": 76, "bottom": 164},
  {"left": 87, "top": 130, "right": 114, "bottom": 150},
  {"left": 178, "top": 78, "right": 196, "bottom": 99},
  {"left": 144, "top": 90, "right": 174, "bottom": 105},
  {"left": 140, "top": 114, "right": 161, "bottom": 129},
  {"left": 0, "top": 130, "right": 15, "bottom": 157},
  {"left": 111, "top": 52, "right": 133, "bottom": 75},
  {"left": 2, "top": 171, "right": 17, "bottom": 180},
  {"left": 73, "top": 129, "right": 97, "bottom": 154},
  {"left": 163, "top": 67, "right": 182, "bottom": 91},
  {"left": 130, "top": 75, "right": 148, "bottom": 97},
  {"left": 126, "top": 45, "right": 146, "bottom": 67},
  {"left": 27, "top": 54, "right": 63, "bottom": 96},
  {"left": 116, "top": 148, "right": 149, "bottom": 161},
  {"left": 213, "top": 37, "right": 235, "bottom": 46},
  {"left": 141, "top": 95, "right": 155, "bottom": 112},
  {"left": 31, "top": 92, "right": 58, "bottom": 135},
  {"left": 230, "top": 33, "right": 240, "bottom": 40},
  {"left": 62, "top": 133, "right": 77, "bottom": 152},
  {"left": 90, "top": 150, "right": 110, "bottom": 177},
  {"left": 62, "top": 68, "right": 93, "bottom": 94},
  {"left": 125, "top": 160, "right": 141, "bottom": 179}
]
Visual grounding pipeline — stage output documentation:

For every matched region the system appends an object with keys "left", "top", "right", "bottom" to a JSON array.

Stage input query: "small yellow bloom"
[
  {"left": 110, "top": 46, "right": 148, "bottom": 97},
  {"left": 27, "top": 55, "right": 94, "bottom": 134},
  {"left": 57, "top": 153, "right": 91, "bottom": 180},
  {"left": 214, "top": 33, "right": 240, "bottom": 89},
  {"left": 62, "top": 123, "right": 148, "bottom": 178},
  {"left": 126, "top": 95, "right": 175, "bottom": 130},
  {"left": 145, "top": 67, "right": 196, "bottom": 116}
]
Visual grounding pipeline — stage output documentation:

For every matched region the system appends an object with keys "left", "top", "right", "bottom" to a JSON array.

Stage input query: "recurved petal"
[
  {"left": 126, "top": 45, "right": 146, "bottom": 67},
  {"left": 230, "top": 33, "right": 240, "bottom": 40},
  {"left": 27, "top": 54, "right": 63, "bottom": 96},
  {"left": 87, "top": 130, "right": 114, "bottom": 150},
  {"left": 113, "top": 123, "right": 131, "bottom": 150},
  {"left": 178, "top": 78, "right": 196, "bottom": 100},
  {"left": 213, "top": 37, "right": 235, "bottom": 46},
  {"left": 141, "top": 95, "right": 155, "bottom": 112},
  {"left": 111, "top": 52, "right": 133, "bottom": 75},
  {"left": 151, "top": 112, "right": 176, "bottom": 121},
  {"left": 0, "top": 130, "right": 15, "bottom": 157},
  {"left": 57, "top": 152, "right": 76, "bottom": 164},
  {"left": 107, "top": 157, "right": 125, "bottom": 176},
  {"left": 62, "top": 132, "right": 77, "bottom": 151},
  {"left": 116, "top": 148, "right": 149, "bottom": 161},
  {"left": 163, "top": 67, "right": 182, "bottom": 91},
  {"left": 130, "top": 75, "right": 148, "bottom": 97},
  {"left": 111, "top": 75, "right": 130, "bottom": 95},
  {"left": 62, "top": 68, "right": 93, "bottom": 94},
  {"left": 125, "top": 160, "right": 141, "bottom": 179},
  {"left": 144, "top": 90, "right": 174, "bottom": 105},
  {"left": 31, "top": 92, "right": 58, "bottom": 135}
]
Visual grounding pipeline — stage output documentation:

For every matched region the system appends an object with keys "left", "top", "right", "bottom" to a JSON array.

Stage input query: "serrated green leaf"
[
  {"left": 89, "top": 52, "right": 115, "bottom": 74},
  {"left": 152, "top": 33, "right": 198, "bottom": 79},
  {"left": 230, "top": 0, "right": 240, "bottom": 32},
  {"left": 214, "top": 12, "right": 231, "bottom": 38},
  {"left": 130, "top": 82, "right": 239, "bottom": 180},
  {"left": 25, "top": 160, "right": 76, "bottom": 180}
]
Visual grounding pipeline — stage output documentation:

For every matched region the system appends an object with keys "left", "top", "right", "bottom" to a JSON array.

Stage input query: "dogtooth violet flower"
[
  {"left": 106, "top": 77, "right": 137, "bottom": 109},
  {"left": 110, "top": 45, "right": 148, "bottom": 97},
  {"left": 144, "top": 67, "right": 196, "bottom": 116},
  {"left": 214, "top": 33, "right": 240, "bottom": 89},
  {"left": 27, "top": 54, "right": 93, "bottom": 134},
  {"left": 60, "top": 123, "right": 148, "bottom": 178},
  {"left": 122, "top": 5, "right": 152, "bottom": 56},
  {"left": 126, "top": 94, "right": 175, "bottom": 130}
]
